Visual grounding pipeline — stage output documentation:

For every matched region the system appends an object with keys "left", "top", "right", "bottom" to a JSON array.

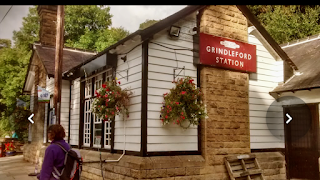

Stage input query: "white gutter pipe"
[{"left": 104, "top": 118, "right": 126, "bottom": 163}]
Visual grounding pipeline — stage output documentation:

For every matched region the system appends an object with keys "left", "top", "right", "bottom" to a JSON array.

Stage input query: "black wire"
[
  {"left": 117, "top": 42, "right": 144, "bottom": 55},
  {"left": 0, "top": 5, "right": 13, "bottom": 25},
  {"left": 149, "top": 41, "right": 193, "bottom": 51}
]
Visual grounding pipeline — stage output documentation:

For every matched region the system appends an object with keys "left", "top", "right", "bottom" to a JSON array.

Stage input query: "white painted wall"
[
  {"left": 248, "top": 31, "right": 285, "bottom": 149},
  {"left": 70, "top": 77, "right": 80, "bottom": 145},
  {"left": 114, "top": 45, "right": 142, "bottom": 151},
  {"left": 147, "top": 13, "right": 198, "bottom": 152},
  {"left": 45, "top": 77, "right": 70, "bottom": 141}
]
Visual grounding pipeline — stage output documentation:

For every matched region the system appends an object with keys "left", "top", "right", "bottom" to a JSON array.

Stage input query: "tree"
[
  {"left": 94, "top": 27, "right": 130, "bottom": 52},
  {"left": 0, "top": 5, "right": 130, "bottom": 136},
  {"left": 247, "top": 5, "right": 320, "bottom": 44},
  {"left": 139, "top": 19, "right": 160, "bottom": 30},
  {"left": 13, "top": 5, "right": 129, "bottom": 51},
  {"left": 64, "top": 5, "right": 113, "bottom": 50},
  {"left": 12, "top": 6, "right": 39, "bottom": 51},
  {"left": 0, "top": 39, "right": 11, "bottom": 48}
]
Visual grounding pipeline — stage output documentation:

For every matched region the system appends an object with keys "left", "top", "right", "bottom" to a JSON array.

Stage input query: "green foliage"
[
  {"left": 94, "top": 27, "right": 130, "bottom": 52},
  {"left": 0, "top": 48, "right": 30, "bottom": 111},
  {"left": 247, "top": 5, "right": 320, "bottom": 44},
  {"left": 64, "top": 5, "right": 112, "bottom": 49},
  {"left": 12, "top": 6, "right": 39, "bottom": 51},
  {"left": 10, "top": 107, "right": 31, "bottom": 141},
  {"left": 91, "top": 79, "right": 133, "bottom": 120},
  {"left": 0, "top": 114, "right": 12, "bottom": 138},
  {"left": 0, "top": 39, "right": 11, "bottom": 48},
  {"left": 12, "top": 5, "right": 129, "bottom": 52},
  {"left": 139, "top": 19, "right": 160, "bottom": 29},
  {"left": 160, "top": 77, "right": 206, "bottom": 129},
  {"left": 0, "top": 5, "right": 129, "bottom": 136}
]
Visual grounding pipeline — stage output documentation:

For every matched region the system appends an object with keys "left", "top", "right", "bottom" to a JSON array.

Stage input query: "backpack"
[{"left": 52, "top": 142, "right": 83, "bottom": 180}]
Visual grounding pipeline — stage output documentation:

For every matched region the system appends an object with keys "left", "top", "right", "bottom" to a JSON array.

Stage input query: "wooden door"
[{"left": 284, "top": 103, "right": 319, "bottom": 180}]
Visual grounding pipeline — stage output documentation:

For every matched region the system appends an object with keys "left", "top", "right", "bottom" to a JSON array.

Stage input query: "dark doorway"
[{"left": 284, "top": 103, "right": 319, "bottom": 180}]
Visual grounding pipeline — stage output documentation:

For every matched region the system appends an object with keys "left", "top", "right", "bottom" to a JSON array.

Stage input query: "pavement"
[{"left": 0, "top": 155, "right": 38, "bottom": 180}]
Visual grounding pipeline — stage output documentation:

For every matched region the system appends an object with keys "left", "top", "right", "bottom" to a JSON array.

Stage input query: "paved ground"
[{"left": 0, "top": 155, "right": 38, "bottom": 180}]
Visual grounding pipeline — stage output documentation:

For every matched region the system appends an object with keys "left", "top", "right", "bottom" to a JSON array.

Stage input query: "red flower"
[
  {"left": 102, "top": 84, "right": 106, "bottom": 88},
  {"left": 181, "top": 91, "right": 186, "bottom": 95},
  {"left": 105, "top": 115, "right": 108, "bottom": 118},
  {"left": 112, "top": 111, "right": 115, "bottom": 115},
  {"left": 163, "top": 93, "right": 168, "bottom": 96},
  {"left": 181, "top": 112, "right": 183, "bottom": 115},
  {"left": 189, "top": 79, "right": 194, "bottom": 83},
  {"left": 161, "top": 119, "right": 164, "bottom": 122},
  {"left": 116, "top": 106, "right": 119, "bottom": 111},
  {"left": 112, "top": 92, "right": 114, "bottom": 94},
  {"left": 165, "top": 115, "right": 168, "bottom": 119},
  {"left": 175, "top": 102, "right": 179, "bottom": 105},
  {"left": 181, "top": 116, "right": 185, "bottom": 119},
  {"left": 106, "top": 88, "right": 110, "bottom": 91},
  {"left": 104, "top": 94, "right": 108, "bottom": 98},
  {"left": 118, "top": 81, "right": 121, "bottom": 85}
]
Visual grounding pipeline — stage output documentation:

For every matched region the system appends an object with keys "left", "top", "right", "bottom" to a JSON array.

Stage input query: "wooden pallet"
[{"left": 224, "top": 154, "right": 265, "bottom": 180}]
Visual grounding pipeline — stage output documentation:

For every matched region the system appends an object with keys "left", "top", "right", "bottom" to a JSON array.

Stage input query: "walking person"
[{"left": 37, "top": 124, "right": 70, "bottom": 180}]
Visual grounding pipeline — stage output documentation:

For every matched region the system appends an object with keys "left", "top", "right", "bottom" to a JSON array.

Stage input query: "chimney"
[{"left": 37, "top": 5, "right": 57, "bottom": 46}]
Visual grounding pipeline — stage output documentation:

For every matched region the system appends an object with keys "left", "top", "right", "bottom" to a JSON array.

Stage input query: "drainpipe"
[
  {"left": 84, "top": 117, "right": 126, "bottom": 163},
  {"left": 68, "top": 80, "right": 72, "bottom": 143}
]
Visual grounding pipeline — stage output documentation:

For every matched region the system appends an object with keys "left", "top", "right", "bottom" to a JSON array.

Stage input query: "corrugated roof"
[
  {"left": 271, "top": 37, "right": 320, "bottom": 93},
  {"left": 34, "top": 44, "right": 95, "bottom": 76}
]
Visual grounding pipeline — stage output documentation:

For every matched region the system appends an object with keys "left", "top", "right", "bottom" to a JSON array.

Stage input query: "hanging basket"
[
  {"left": 160, "top": 76, "right": 207, "bottom": 129},
  {"left": 91, "top": 79, "right": 133, "bottom": 120}
]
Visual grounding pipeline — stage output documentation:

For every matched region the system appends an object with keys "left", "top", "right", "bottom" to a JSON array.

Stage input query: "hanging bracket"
[
  {"left": 173, "top": 66, "right": 185, "bottom": 81},
  {"left": 116, "top": 69, "right": 128, "bottom": 81}
]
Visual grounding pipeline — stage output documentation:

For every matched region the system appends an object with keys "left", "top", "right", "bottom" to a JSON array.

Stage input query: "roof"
[
  {"left": 64, "top": 5, "right": 206, "bottom": 75},
  {"left": 270, "top": 36, "right": 320, "bottom": 93},
  {"left": 236, "top": 5, "right": 298, "bottom": 70},
  {"left": 66, "top": 5, "right": 297, "bottom": 78},
  {"left": 34, "top": 44, "right": 95, "bottom": 76}
]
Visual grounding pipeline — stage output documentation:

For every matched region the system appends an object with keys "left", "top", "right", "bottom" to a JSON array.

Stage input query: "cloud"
[
  {"left": 109, "top": 5, "right": 187, "bottom": 33},
  {"left": 0, "top": 5, "right": 187, "bottom": 44},
  {"left": 0, "top": 5, "right": 31, "bottom": 43}
]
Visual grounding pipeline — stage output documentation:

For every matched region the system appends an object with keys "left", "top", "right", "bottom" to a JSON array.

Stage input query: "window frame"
[{"left": 81, "top": 67, "right": 114, "bottom": 150}]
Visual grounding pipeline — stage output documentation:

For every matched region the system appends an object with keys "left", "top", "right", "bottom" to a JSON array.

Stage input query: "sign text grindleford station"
[{"left": 199, "top": 32, "right": 257, "bottom": 73}]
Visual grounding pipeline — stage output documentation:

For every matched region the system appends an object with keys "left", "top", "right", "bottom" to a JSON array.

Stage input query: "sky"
[{"left": 0, "top": 5, "right": 187, "bottom": 46}]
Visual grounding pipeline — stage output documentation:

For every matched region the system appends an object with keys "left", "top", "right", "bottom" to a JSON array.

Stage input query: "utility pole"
[{"left": 53, "top": 5, "right": 64, "bottom": 125}]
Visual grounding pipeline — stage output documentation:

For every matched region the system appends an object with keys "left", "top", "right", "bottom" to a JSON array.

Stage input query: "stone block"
[
  {"left": 185, "top": 167, "right": 201, "bottom": 176},
  {"left": 146, "top": 169, "right": 167, "bottom": 178}
]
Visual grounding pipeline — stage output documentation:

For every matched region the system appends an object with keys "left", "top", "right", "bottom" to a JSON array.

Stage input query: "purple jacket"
[{"left": 38, "top": 139, "right": 70, "bottom": 180}]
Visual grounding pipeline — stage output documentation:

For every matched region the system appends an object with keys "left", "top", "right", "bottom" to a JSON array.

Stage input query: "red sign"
[{"left": 199, "top": 33, "right": 256, "bottom": 73}]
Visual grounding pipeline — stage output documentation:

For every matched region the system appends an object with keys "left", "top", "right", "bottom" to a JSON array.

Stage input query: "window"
[{"left": 82, "top": 68, "right": 113, "bottom": 149}]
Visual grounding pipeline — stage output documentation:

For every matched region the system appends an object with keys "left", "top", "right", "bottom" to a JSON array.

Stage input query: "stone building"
[
  {"left": 22, "top": 5, "right": 95, "bottom": 167},
  {"left": 22, "top": 5, "right": 311, "bottom": 180}
]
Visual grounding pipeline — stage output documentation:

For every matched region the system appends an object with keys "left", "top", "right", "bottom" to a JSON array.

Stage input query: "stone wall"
[
  {"left": 197, "top": 5, "right": 286, "bottom": 180},
  {"left": 23, "top": 145, "right": 285, "bottom": 180},
  {"left": 199, "top": 5, "right": 250, "bottom": 180},
  {"left": 30, "top": 53, "right": 47, "bottom": 143}
]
